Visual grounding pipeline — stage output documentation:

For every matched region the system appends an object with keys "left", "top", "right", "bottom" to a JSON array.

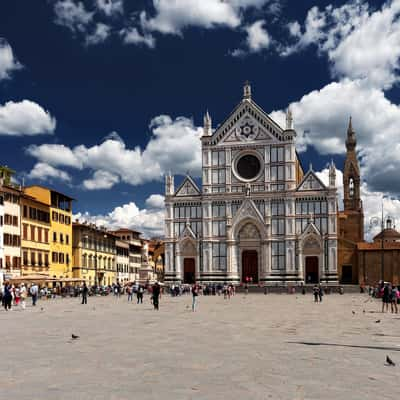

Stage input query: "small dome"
[{"left": 373, "top": 228, "right": 400, "bottom": 242}]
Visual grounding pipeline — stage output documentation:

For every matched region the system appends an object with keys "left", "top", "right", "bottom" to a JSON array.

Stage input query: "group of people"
[
  {"left": 1, "top": 281, "right": 39, "bottom": 311},
  {"left": 380, "top": 283, "right": 400, "bottom": 313}
]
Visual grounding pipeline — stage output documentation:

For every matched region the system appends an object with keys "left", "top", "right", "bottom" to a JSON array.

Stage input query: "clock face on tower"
[{"left": 236, "top": 117, "right": 259, "bottom": 141}]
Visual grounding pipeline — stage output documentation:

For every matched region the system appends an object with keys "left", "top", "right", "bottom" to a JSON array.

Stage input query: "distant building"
[
  {"left": 112, "top": 228, "right": 142, "bottom": 283},
  {"left": 72, "top": 222, "right": 117, "bottom": 286},
  {"left": 1, "top": 185, "right": 22, "bottom": 278},
  {"left": 358, "top": 220, "right": 400, "bottom": 285},
  {"left": 115, "top": 238, "right": 130, "bottom": 283},
  {"left": 0, "top": 190, "right": 4, "bottom": 281},
  {"left": 165, "top": 83, "right": 339, "bottom": 285}
]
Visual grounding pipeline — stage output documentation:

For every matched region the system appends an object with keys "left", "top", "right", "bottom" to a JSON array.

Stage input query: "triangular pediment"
[
  {"left": 180, "top": 224, "right": 197, "bottom": 240},
  {"left": 301, "top": 221, "right": 321, "bottom": 238},
  {"left": 232, "top": 199, "right": 265, "bottom": 228},
  {"left": 175, "top": 176, "right": 201, "bottom": 197},
  {"left": 209, "top": 100, "right": 284, "bottom": 146},
  {"left": 297, "top": 170, "right": 327, "bottom": 191}
]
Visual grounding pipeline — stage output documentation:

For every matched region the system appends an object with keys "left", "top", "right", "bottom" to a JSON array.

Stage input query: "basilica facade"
[{"left": 164, "top": 83, "right": 338, "bottom": 285}]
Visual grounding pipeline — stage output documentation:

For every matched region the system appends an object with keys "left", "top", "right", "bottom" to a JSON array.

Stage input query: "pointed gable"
[
  {"left": 180, "top": 223, "right": 197, "bottom": 240},
  {"left": 297, "top": 170, "right": 327, "bottom": 192},
  {"left": 301, "top": 221, "right": 322, "bottom": 238},
  {"left": 208, "top": 99, "right": 285, "bottom": 146},
  {"left": 175, "top": 176, "right": 201, "bottom": 197},
  {"left": 232, "top": 198, "right": 264, "bottom": 227}
]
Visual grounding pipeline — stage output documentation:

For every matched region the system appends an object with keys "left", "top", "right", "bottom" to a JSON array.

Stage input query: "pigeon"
[
  {"left": 375, "top": 319, "right": 381, "bottom": 323},
  {"left": 71, "top": 334, "right": 79, "bottom": 340},
  {"left": 386, "top": 355, "right": 395, "bottom": 366},
  {"left": 363, "top": 309, "right": 366, "bottom": 313},
  {"left": 352, "top": 311, "right": 355, "bottom": 315}
]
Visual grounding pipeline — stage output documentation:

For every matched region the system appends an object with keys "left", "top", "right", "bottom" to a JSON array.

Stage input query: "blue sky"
[{"left": 1, "top": 0, "right": 400, "bottom": 237}]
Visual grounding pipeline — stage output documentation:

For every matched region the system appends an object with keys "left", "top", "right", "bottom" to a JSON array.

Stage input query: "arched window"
[{"left": 349, "top": 178, "right": 354, "bottom": 198}]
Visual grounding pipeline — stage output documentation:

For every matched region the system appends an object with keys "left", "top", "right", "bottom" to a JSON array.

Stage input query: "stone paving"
[{"left": 1, "top": 292, "right": 400, "bottom": 400}]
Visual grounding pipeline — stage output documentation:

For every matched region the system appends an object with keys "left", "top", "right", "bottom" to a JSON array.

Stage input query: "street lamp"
[{"left": 369, "top": 197, "right": 394, "bottom": 285}]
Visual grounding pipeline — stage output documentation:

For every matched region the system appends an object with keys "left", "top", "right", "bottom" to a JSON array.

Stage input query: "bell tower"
[
  {"left": 338, "top": 117, "right": 364, "bottom": 284},
  {"left": 343, "top": 117, "right": 362, "bottom": 212}
]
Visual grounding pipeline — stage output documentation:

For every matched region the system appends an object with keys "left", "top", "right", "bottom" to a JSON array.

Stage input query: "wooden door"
[
  {"left": 305, "top": 256, "right": 319, "bottom": 283},
  {"left": 183, "top": 258, "right": 195, "bottom": 284},
  {"left": 242, "top": 250, "right": 258, "bottom": 283}
]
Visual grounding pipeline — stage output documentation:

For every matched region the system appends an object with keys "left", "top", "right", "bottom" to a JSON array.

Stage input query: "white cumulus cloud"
[
  {"left": 95, "top": 0, "right": 123, "bottom": 17},
  {"left": 121, "top": 27, "right": 155, "bottom": 48},
  {"left": 54, "top": 0, "right": 94, "bottom": 33},
  {"left": 0, "top": 39, "right": 22, "bottom": 81},
  {"left": 28, "top": 162, "right": 71, "bottom": 183},
  {"left": 0, "top": 100, "right": 56, "bottom": 136},
  {"left": 269, "top": 78, "right": 400, "bottom": 195},
  {"left": 27, "top": 114, "right": 202, "bottom": 187},
  {"left": 145, "top": 194, "right": 165, "bottom": 209},
  {"left": 282, "top": 0, "right": 400, "bottom": 90},
  {"left": 74, "top": 194, "right": 165, "bottom": 238},
  {"left": 83, "top": 170, "right": 120, "bottom": 190}
]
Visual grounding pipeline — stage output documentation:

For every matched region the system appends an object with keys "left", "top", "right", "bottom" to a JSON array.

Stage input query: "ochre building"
[
  {"left": 24, "top": 186, "right": 73, "bottom": 279},
  {"left": 20, "top": 194, "right": 51, "bottom": 276}
]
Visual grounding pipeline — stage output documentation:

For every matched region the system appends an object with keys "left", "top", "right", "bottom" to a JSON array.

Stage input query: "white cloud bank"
[
  {"left": 26, "top": 115, "right": 202, "bottom": 188},
  {"left": 28, "top": 162, "right": 71, "bottom": 183},
  {"left": 282, "top": 0, "right": 400, "bottom": 90},
  {"left": 74, "top": 194, "right": 165, "bottom": 238}
]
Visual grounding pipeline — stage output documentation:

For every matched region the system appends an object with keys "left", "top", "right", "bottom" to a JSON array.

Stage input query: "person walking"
[
  {"left": 137, "top": 285, "right": 144, "bottom": 304},
  {"left": 318, "top": 285, "right": 324, "bottom": 303},
  {"left": 313, "top": 284, "right": 319, "bottom": 303},
  {"left": 30, "top": 282, "right": 38, "bottom": 306},
  {"left": 3, "top": 282, "right": 12, "bottom": 311},
  {"left": 127, "top": 285, "right": 133, "bottom": 302},
  {"left": 152, "top": 282, "right": 161, "bottom": 310},
  {"left": 20, "top": 283, "right": 27, "bottom": 310},
  {"left": 390, "top": 285, "right": 398, "bottom": 314},
  {"left": 81, "top": 283, "right": 88, "bottom": 305},
  {"left": 382, "top": 283, "right": 390, "bottom": 313},
  {"left": 192, "top": 284, "right": 199, "bottom": 312}
]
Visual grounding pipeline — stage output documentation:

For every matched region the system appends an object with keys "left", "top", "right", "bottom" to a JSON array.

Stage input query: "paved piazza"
[{"left": 2, "top": 292, "right": 399, "bottom": 400}]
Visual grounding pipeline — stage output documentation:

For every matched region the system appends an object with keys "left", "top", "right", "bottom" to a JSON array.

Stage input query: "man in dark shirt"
[
  {"left": 81, "top": 283, "right": 88, "bottom": 304},
  {"left": 152, "top": 282, "right": 161, "bottom": 310}
]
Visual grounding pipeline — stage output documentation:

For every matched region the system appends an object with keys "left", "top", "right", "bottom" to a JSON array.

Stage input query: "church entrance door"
[
  {"left": 183, "top": 258, "right": 195, "bottom": 284},
  {"left": 305, "top": 256, "right": 319, "bottom": 283},
  {"left": 242, "top": 250, "right": 258, "bottom": 283}
]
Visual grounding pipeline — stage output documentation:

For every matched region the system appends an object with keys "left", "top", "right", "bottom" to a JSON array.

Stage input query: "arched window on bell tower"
[{"left": 349, "top": 178, "right": 354, "bottom": 198}]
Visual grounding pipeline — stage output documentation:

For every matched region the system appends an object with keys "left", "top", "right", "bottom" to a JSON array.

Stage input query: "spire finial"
[
  {"left": 286, "top": 107, "right": 293, "bottom": 130},
  {"left": 243, "top": 80, "right": 251, "bottom": 100},
  {"left": 309, "top": 162, "right": 313, "bottom": 171},
  {"left": 348, "top": 116, "right": 353, "bottom": 133},
  {"left": 203, "top": 110, "right": 212, "bottom": 136},
  {"left": 346, "top": 116, "right": 356, "bottom": 149}
]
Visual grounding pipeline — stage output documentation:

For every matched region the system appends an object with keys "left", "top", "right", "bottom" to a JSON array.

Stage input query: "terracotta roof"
[
  {"left": 358, "top": 241, "right": 400, "bottom": 250},
  {"left": 373, "top": 228, "right": 400, "bottom": 241}
]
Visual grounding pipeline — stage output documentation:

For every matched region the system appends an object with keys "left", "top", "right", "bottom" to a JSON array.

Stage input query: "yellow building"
[
  {"left": 20, "top": 194, "right": 51, "bottom": 276},
  {"left": 24, "top": 186, "right": 73, "bottom": 279},
  {"left": 72, "top": 222, "right": 117, "bottom": 286}
]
